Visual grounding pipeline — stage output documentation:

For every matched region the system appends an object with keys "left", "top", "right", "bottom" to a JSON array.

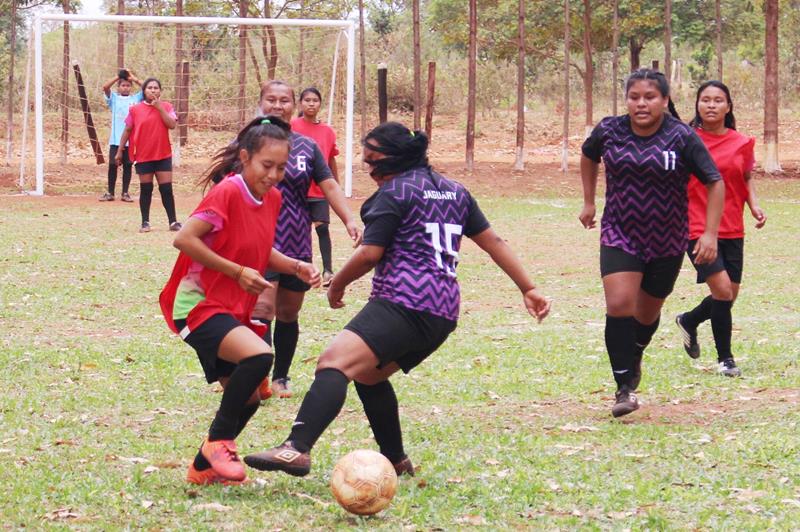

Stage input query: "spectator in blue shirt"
[{"left": 101, "top": 68, "right": 142, "bottom": 202}]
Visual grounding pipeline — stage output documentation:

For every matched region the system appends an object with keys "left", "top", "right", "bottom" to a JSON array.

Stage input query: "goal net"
[{"left": 20, "top": 14, "right": 355, "bottom": 196}]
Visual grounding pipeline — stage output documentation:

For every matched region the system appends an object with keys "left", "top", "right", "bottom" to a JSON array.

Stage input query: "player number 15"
[{"left": 425, "top": 222, "right": 462, "bottom": 277}]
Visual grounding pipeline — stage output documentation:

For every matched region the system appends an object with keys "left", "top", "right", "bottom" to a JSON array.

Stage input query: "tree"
[
  {"left": 581, "top": 0, "right": 593, "bottom": 136},
  {"left": 412, "top": 0, "right": 421, "bottom": 129},
  {"left": 715, "top": 0, "right": 722, "bottom": 80},
  {"left": 358, "top": 0, "right": 366, "bottom": 139},
  {"left": 664, "top": 0, "right": 671, "bottom": 80},
  {"left": 465, "top": 0, "right": 476, "bottom": 172},
  {"left": 611, "top": 0, "right": 619, "bottom": 115},
  {"left": 513, "top": 0, "right": 525, "bottom": 171},
  {"left": 763, "top": 0, "right": 780, "bottom": 172},
  {"left": 561, "top": 0, "right": 569, "bottom": 172}
]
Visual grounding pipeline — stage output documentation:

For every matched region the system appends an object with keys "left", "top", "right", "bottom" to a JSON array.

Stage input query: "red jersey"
[
  {"left": 688, "top": 128, "right": 755, "bottom": 240},
  {"left": 159, "top": 175, "right": 281, "bottom": 337},
  {"left": 291, "top": 117, "right": 339, "bottom": 199},
  {"left": 124, "top": 101, "right": 177, "bottom": 163}
]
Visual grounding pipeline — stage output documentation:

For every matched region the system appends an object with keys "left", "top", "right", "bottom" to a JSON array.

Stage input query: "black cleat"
[
  {"left": 675, "top": 314, "right": 700, "bottom": 359},
  {"left": 611, "top": 386, "right": 639, "bottom": 418}
]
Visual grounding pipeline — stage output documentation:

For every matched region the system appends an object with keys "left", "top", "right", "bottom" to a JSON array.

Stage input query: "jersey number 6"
[{"left": 425, "top": 222, "right": 463, "bottom": 277}]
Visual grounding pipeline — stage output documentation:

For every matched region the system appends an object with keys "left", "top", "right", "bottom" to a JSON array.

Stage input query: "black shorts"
[
  {"left": 308, "top": 198, "right": 330, "bottom": 224},
  {"left": 344, "top": 298, "right": 457, "bottom": 374},
  {"left": 109, "top": 145, "right": 132, "bottom": 166},
  {"left": 687, "top": 238, "right": 744, "bottom": 284},
  {"left": 264, "top": 256, "right": 312, "bottom": 292},
  {"left": 600, "top": 245, "right": 683, "bottom": 299},
  {"left": 174, "top": 313, "right": 242, "bottom": 383},
  {"left": 135, "top": 156, "right": 172, "bottom": 175}
]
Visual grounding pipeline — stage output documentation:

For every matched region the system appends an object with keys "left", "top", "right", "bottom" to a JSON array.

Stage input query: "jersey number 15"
[{"left": 425, "top": 222, "right": 462, "bottom": 277}]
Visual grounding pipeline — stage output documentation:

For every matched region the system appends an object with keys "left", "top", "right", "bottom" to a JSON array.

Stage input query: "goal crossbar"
[{"left": 32, "top": 14, "right": 356, "bottom": 197}]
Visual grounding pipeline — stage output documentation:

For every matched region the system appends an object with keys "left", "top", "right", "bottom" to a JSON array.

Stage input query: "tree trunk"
[
  {"left": 763, "top": 0, "right": 781, "bottom": 172},
  {"left": 117, "top": 0, "right": 124, "bottom": 69},
  {"left": 611, "top": 0, "right": 619, "bottom": 115},
  {"left": 262, "top": 0, "right": 278, "bottom": 79},
  {"left": 561, "top": 0, "right": 570, "bottom": 172},
  {"left": 247, "top": 36, "right": 263, "bottom": 87},
  {"left": 358, "top": 0, "right": 367, "bottom": 140},
  {"left": 412, "top": 0, "right": 421, "bottom": 130},
  {"left": 298, "top": 0, "right": 305, "bottom": 86},
  {"left": 175, "top": 0, "right": 184, "bottom": 132},
  {"left": 239, "top": 0, "right": 248, "bottom": 128},
  {"left": 715, "top": 0, "right": 723, "bottom": 80},
  {"left": 465, "top": 0, "right": 477, "bottom": 172},
  {"left": 629, "top": 37, "right": 642, "bottom": 71},
  {"left": 5, "top": 0, "right": 17, "bottom": 162},
  {"left": 581, "top": 0, "right": 593, "bottom": 137},
  {"left": 664, "top": 0, "right": 671, "bottom": 81},
  {"left": 513, "top": 0, "right": 525, "bottom": 170},
  {"left": 62, "top": 0, "right": 70, "bottom": 164}
]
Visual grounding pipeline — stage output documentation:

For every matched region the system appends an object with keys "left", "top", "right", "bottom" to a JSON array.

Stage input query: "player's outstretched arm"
[
  {"left": 579, "top": 155, "right": 599, "bottom": 229},
  {"left": 319, "top": 178, "right": 362, "bottom": 246},
  {"left": 173, "top": 218, "right": 270, "bottom": 295},
  {"left": 470, "top": 227, "right": 550, "bottom": 322},
  {"left": 694, "top": 180, "right": 724, "bottom": 265},
  {"left": 744, "top": 171, "right": 767, "bottom": 229},
  {"left": 327, "top": 244, "right": 384, "bottom": 309},
  {"left": 268, "top": 248, "right": 321, "bottom": 288}
]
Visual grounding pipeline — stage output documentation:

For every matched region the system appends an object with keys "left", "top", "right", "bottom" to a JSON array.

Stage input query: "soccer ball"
[{"left": 330, "top": 449, "right": 398, "bottom": 515}]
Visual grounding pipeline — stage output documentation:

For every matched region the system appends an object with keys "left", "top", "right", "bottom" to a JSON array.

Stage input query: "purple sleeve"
[{"left": 464, "top": 193, "right": 490, "bottom": 237}]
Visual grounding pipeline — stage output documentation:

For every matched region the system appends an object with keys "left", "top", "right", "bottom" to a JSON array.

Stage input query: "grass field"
[{"left": 0, "top": 172, "right": 798, "bottom": 530}]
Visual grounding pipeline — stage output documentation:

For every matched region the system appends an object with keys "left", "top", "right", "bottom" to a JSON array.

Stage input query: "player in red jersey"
[
  {"left": 676, "top": 80, "right": 767, "bottom": 377},
  {"left": 117, "top": 78, "right": 180, "bottom": 233},
  {"left": 159, "top": 116, "right": 321, "bottom": 485},
  {"left": 291, "top": 87, "right": 340, "bottom": 287}
]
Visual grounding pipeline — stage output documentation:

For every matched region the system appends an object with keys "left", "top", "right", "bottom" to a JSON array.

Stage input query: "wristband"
[{"left": 234, "top": 264, "right": 245, "bottom": 282}]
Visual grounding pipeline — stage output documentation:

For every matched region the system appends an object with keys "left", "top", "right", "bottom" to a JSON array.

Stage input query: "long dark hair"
[
  {"left": 624, "top": 68, "right": 681, "bottom": 120},
  {"left": 363, "top": 122, "right": 429, "bottom": 178},
  {"left": 198, "top": 116, "right": 291, "bottom": 192},
  {"left": 298, "top": 87, "right": 322, "bottom": 118},
  {"left": 689, "top": 80, "right": 736, "bottom": 130}
]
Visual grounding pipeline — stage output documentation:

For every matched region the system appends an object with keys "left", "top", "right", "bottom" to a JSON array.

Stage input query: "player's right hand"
[
  {"left": 579, "top": 204, "right": 596, "bottom": 229},
  {"left": 523, "top": 288, "right": 551, "bottom": 323},
  {"left": 327, "top": 283, "right": 346, "bottom": 309},
  {"left": 114, "top": 153, "right": 122, "bottom": 165},
  {"left": 238, "top": 267, "right": 272, "bottom": 294}
]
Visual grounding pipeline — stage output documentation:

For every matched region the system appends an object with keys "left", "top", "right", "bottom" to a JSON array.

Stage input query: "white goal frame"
[{"left": 31, "top": 14, "right": 356, "bottom": 197}]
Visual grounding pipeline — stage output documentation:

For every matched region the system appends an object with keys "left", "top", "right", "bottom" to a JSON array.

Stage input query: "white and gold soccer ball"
[{"left": 330, "top": 449, "right": 398, "bottom": 515}]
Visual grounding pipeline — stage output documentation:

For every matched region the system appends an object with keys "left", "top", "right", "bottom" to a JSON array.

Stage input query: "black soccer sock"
[
  {"left": 287, "top": 368, "right": 350, "bottom": 452},
  {"left": 355, "top": 380, "right": 405, "bottom": 463},
  {"left": 258, "top": 319, "right": 272, "bottom": 347},
  {"left": 605, "top": 315, "right": 638, "bottom": 389},
  {"left": 683, "top": 296, "right": 713, "bottom": 329},
  {"left": 107, "top": 159, "right": 118, "bottom": 195},
  {"left": 272, "top": 319, "right": 299, "bottom": 381},
  {"left": 139, "top": 181, "right": 154, "bottom": 223},
  {"left": 208, "top": 353, "right": 272, "bottom": 441},
  {"left": 158, "top": 182, "right": 178, "bottom": 224},
  {"left": 710, "top": 299, "right": 734, "bottom": 361},
  {"left": 635, "top": 316, "right": 660, "bottom": 353},
  {"left": 316, "top": 224, "right": 333, "bottom": 273},
  {"left": 121, "top": 160, "right": 132, "bottom": 194}
]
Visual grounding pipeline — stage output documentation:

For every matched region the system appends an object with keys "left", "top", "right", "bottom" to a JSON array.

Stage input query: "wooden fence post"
[
  {"left": 377, "top": 63, "right": 387, "bottom": 124},
  {"left": 424, "top": 61, "right": 436, "bottom": 141}
]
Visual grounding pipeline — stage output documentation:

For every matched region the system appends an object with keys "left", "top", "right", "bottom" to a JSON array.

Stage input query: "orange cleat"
[
  {"left": 200, "top": 439, "right": 246, "bottom": 481},
  {"left": 258, "top": 378, "right": 272, "bottom": 401},
  {"left": 186, "top": 463, "right": 247, "bottom": 486}
]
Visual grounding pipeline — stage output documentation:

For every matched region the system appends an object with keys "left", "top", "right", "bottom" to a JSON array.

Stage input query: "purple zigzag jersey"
[
  {"left": 367, "top": 169, "right": 477, "bottom": 321},
  {"left": 273, "top": 132, "right": 328, "bottom": 258},
  {"left": 595, "top": 115, "right": 699, "bottom": 262}
]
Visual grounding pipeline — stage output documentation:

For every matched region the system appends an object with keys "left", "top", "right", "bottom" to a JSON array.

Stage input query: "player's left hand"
[
  {"left": 346, "top": 221, "right": 363, "bottom": 247},
  {"left": 296, "top": 261, "right": 321, "bottom": 288},
  {"left": 751, "top": 205, "right": 767, "bottom": 229},
  {"left": 523, "top": 288, "right": 551, "bottom": 323},
  {"left": 693, "top": 232, "right": 718, "bottom": 264},
  {"left": 327, "top": 283, "right": 345, "bottom": 309}
]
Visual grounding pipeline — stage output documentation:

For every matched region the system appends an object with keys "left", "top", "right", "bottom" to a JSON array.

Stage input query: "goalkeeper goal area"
[{"left": 19, "top": 14, "right": 355, "bottom": 196}]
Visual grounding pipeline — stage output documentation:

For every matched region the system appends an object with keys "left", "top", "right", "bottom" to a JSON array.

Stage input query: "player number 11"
[{"left": 425, "top": 222, "right": 463, "bottom": 277}]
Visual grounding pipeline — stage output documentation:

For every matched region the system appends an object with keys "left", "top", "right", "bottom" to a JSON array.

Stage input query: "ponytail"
[
  {"left": 198, "top": 116, "right": 291, "bottom": 193},
  {"left": 362, "top": 122, "right": 429, "bottom": 178}
]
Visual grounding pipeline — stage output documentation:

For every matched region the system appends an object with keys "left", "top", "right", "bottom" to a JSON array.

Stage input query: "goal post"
[{"left": 30, "top": 13, "right": 356, "bottom": 197}]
